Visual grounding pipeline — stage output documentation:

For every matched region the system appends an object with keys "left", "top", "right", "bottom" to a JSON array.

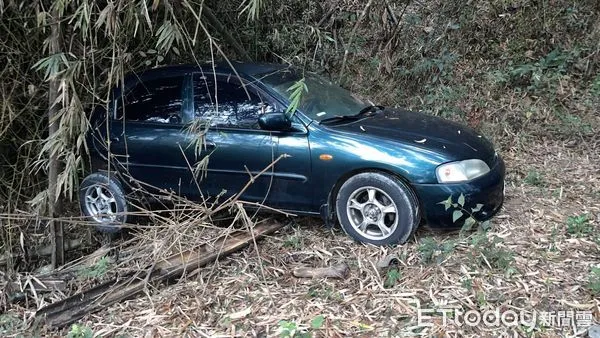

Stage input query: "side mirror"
[{"left": 258, "top": 113, "right": 292, "bottom": 131}]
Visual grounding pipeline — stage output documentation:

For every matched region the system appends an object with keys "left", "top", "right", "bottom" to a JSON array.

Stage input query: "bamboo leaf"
[
  {"left": 457, "top": 193, "right": 465, "bottom": 207},
  {"left": 156, "top": 21, "right": 183, "bottom": 53},
  {"left": 285, "top": 78, "right": 307, "bottom": 117},
  {"left": 438, "top": 196, "right": 453, "bottom": 211},
  {"left": 472, "top": 204, "right": 484, "bottom": 213},
  {"left": 152, "top": 0, "right": 161, "bottom": 11},
  {"left": 462, "top": 217, "right": 476, "bottom": 231},
  {"left": 452, "top": 210, "right": 463, "bottom": 223},
  {"left": 311, "top": 315, "right": 325, "bottom": 329},
  {"left": 239, "top": 0, "right": 262, "bottom": 21}
]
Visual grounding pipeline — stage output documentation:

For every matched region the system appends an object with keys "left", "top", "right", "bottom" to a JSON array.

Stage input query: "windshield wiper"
[
  {"left": 320, "top": 115, "right": 360, "bottom": 124},
  {"left": 320, "top": 105, "right": 384, "bottom": 124},
  {"left": 356, "top": 105, "right": 384, "bottom": 116}
]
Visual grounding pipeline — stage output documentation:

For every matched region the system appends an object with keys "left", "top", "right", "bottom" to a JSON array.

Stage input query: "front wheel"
[{"left": 335, "top": 172, "right": 419, "bottom": 246}]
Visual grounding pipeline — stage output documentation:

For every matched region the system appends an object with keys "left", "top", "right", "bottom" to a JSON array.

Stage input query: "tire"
[
  {"left": 79, "top": 172, "right": 128, "bottom": 233},
  {"left": 335, "top": 172, "right": 419, "bottom": 246}
]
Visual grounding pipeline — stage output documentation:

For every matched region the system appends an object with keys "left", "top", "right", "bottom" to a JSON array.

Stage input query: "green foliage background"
[{"left": 0, "top": 0, "right": 598, "bottom": 240}]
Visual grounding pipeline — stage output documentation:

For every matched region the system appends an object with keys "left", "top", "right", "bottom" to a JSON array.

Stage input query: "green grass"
[
  {"left": 0, "top": 314, "right": 23, "bottom": 335},
  {"left": 588, "top": 267, "right": 600, "bottom": 296},
  {"left": 418, "top": 237, "right": 456, "bottom": 264},
  {"left": 461, "top": 278, "right": 473, "bottom": 290},
  {"left": 384, "top": 268, "right": 402, "bottom": 288},
  {"left": 307, "top": 284, "right": 343, "bottom": 302},
  {"left": 566, "top": 214, "right": 591, "bottom": 237},
  {"left": 283, "top": 235, "right": 302, "bottom": 249},
  {"left": 78, "top": 256, "right": 110, "bottom": 280},
  {"left": 469, "top": 234, "right": 514, "bottom": 271},
  {"left": 523, "top": 170, "right": 545, "bottom": 186},
  {"left": 67, "top": 324, "right": 94, "bottom": 338}
]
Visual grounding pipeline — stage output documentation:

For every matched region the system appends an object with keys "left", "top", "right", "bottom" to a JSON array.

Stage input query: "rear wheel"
[
  {"left": 335, "top": 172, "right": 419, "bottom": 245},
  {"left": 79, "top": 172, "right": 127, "bottom": 233}
]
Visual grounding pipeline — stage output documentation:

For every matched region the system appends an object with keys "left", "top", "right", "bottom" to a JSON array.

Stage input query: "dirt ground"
[
  {"left": 30, "top": 137, "right": 592, "bottom": 338},
  {"left": 1, "top": 121, "right": 599, "bottom": 338}
]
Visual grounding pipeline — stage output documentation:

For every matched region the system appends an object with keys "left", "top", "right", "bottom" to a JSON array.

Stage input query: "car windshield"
[{"left": 259, "top": 69, "right": 368, "bottom": 122}]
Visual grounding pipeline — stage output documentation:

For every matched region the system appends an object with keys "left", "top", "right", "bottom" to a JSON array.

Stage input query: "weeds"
[
  {"left": 283, "top": 235, "right": 302, "bottom": 249},
  {"left": 400, "top": 51, "right": 458, "bottom": 86},
  {"left": 66, "top": 324, "right": 93, "bottom": 338},
  {"left": 384, "top": 268, "right": 402, "bottom": 288},
  {"left": 0, "top": 314, "right": 22, "bottom": 335},
  {"left": 505, "top": 49, "right": 579, "bottom": 96},
  {"left": 555, "top": 111, "right": 594, "bottom": 136},
  {"left": 566, "top": 214, "right": 591, "bottom": 237},
  {"left": 461, "top": 278, "right": 473, "bottom": 290},
  {"left": 307, "top": 284, "right": 343, "bottom": 302},
  {"left": 469, "top": 233, "right": 514, "bottom": 271},
  {"left": 278, "top": 320, "right": 309, "bottom": 338},
  {"left": 78, "top": 256, "right": 110, "bottom": 279},
  {"left": 438, "top": 193, "right": 488, "bottom": 232},
  {"left": 589, "top": 267, "right": 600, "bottom": 296},
  {"left": 418, "top": 237, "right": 455, "bottom": 264},
  {"left": 310, "top": 315, "right": 325, "bottom": 329},
  {"left": 524, "top": 170, "right": 544, "bottom": 187}
]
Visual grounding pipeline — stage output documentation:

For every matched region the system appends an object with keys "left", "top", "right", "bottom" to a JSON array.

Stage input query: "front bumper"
[{"left": 411, "top": 157, "right": 505, "bottom": 228}]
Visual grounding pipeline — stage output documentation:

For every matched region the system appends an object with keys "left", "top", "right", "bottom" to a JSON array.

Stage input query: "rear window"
[{"left": 116, "top": 76, "right": 184, "bottom": 124}]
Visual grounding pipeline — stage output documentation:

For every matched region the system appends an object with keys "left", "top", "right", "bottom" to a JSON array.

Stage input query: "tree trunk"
[{"left": 48, "top": 5, "right": 64, "bottom": 268}]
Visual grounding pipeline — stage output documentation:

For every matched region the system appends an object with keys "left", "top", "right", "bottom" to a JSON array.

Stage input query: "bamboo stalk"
[{"left": 47, "top": 4, "right": 64, "bottom": 268}]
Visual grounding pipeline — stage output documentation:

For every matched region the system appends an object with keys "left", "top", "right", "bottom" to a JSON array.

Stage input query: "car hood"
[{"left": 325, "top": 108, "right": 497, "bottom": 164}]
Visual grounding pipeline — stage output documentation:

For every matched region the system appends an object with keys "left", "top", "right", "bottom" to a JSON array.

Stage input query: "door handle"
[
  {"left": 205, "top": 141, "right": 216, "bottom": 149},
  {"left": 110, "top": 136, "right": 120, "bottom": 142}
]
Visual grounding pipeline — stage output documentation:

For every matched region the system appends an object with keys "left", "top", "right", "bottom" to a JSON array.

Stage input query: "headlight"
[{"left": 436, "top": 159, "right": 490, "bottom": 183}]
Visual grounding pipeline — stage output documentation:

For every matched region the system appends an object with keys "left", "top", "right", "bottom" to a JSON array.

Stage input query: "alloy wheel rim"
[
  {"left": 346, "top": 186, "right": 398, "bottom": 241},
  {"left": 84, "top": 185, "right": 118, "bottom": 223}
]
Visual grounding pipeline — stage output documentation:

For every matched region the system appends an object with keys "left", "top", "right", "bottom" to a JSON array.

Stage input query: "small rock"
[
  {"left": 589, "top": 325, "right": 600, "bottom": 338},
  {"left": 376, "top": 253, "right": 399, "bottom": 269},
  {"left": 34, "top": 264, "right": 54, "bottom": 275}
]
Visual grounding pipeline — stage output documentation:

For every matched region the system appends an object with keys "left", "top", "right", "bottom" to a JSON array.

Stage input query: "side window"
[
  {"left": 193, "top": 74, "right": 276, "bottom": 129},
  {"left": 117, "top": 76, "right": 184, "bottom": 124}
]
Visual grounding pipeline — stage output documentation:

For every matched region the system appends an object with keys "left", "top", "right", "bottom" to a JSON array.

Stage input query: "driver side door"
[{"left": 187, "top": 73, "right": 279, "bottom": 203}]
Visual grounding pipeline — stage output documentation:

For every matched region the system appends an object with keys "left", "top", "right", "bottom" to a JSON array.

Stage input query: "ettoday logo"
[
  {"left": 417, "top": 308, "right": 594, "bottom": 330},
  {"left": 417, "top": 308, "right": 536, "bottom": 330}
]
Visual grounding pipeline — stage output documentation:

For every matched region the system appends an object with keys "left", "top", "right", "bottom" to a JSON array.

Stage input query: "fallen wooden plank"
[{"left": 35, "top": 221, "right": 284, "bottom": 328}]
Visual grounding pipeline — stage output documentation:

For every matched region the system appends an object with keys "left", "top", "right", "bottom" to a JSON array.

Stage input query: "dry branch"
[
  {"left": 338, "top": 0, "right": 374, "bottom": 81},
  {"left": 202, "top": 5, "right": 251, "bottom": 61},
  {"left": 9, "top": 278, "right": 66, "bottom": 293},
  {"left": 35, "top": 220, "right": 285, "bottom": 328},
  {"left": 292, "top": 263, "right": 350, "bottom": 279},
  {"left": 0, "top": 239, "right": 82, "bottom": 268}
]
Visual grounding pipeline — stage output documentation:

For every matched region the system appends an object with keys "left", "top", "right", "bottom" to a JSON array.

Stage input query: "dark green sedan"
[{"left": 82, "top": 62, "right": 505, "bottom": 245}]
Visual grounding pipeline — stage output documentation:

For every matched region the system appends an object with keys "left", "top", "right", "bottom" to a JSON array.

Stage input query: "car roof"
[{"left": 123, "top": 62, "right": 290, "bottom": 86}]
